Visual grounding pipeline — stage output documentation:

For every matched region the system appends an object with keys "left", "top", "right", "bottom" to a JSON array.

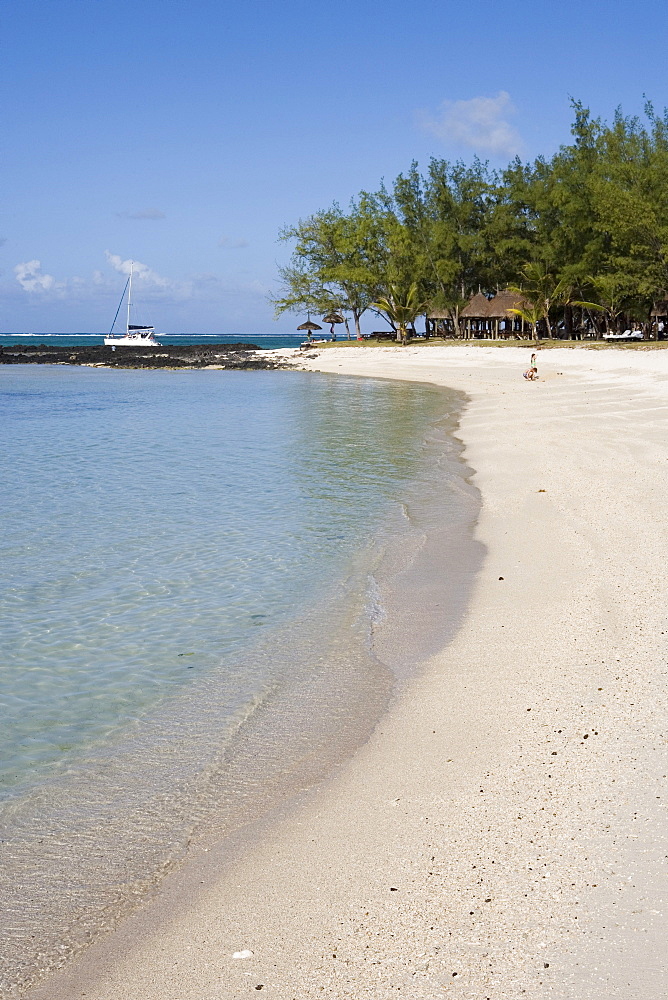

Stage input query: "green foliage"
[
  {"left": 272, "top": 196, "right": 388, "bottom": 337},
  {"left": 508, "top": 261, "right": 572, "bottom": 338},
  {"left": 371, "top": 283, "right": 426, "bottom": 344},
  {"left": 507, "top": 303, "right": 545, "bottom": 340},
  {"left": 275, "top": 99, "right": 668, "bottom": 339}
]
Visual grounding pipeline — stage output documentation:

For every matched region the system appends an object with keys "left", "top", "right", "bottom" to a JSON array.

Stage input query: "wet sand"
[{"left": 28, "top": 345, "right": 668, "bottom": 999}]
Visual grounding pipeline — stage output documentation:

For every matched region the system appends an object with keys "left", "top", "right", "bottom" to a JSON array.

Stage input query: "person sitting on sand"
[{"left": 523, "top": 367, "right": 538, "bottom": 380}]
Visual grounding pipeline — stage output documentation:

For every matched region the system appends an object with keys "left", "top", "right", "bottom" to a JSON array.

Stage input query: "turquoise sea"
[
  {"left": 0, "top": 332, "right": 317, "bottom": 349},
  {"left": 0, "top": 363, "right": 480, "bottom": 995}
]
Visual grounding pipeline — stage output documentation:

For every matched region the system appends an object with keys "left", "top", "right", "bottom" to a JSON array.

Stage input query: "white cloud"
[
  {"left": 116, "top": 208, "right": 166, "bottom": 220},
  {"left": 4, "top": 254, "right": 269, "bottom": 322},
  {"left": 218, "top": 236, "right": 249, "bottom": 249},
  {"left": 14, "top": 260, "right": 59, "bottom": 293},
  {"left": 419, "top": 91, "right": 523, "bottom": 157},
  {"left": 105, "top": 252, "right": 170, "bottom": 289}
]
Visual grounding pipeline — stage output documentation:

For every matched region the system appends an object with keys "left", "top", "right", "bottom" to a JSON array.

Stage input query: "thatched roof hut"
[
  {"left": 426, "top": 306, "right": 450, "bottom": 320},
  {"left": 428, "top": 290, "right": 529, "bottom": 321},
  {"left": 427, "top": 289, "right": 531, "bottom": 339},
  {"left": 461, "top": 291, "right": 493, "bottom": 318},
  {"left": 427, "top": 292, "right": 491, "bottom": 322},
  {"left": 485, "top": 290, "right": 529, "bottom": 317}
]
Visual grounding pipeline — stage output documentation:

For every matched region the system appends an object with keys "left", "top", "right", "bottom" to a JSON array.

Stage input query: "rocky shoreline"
[{"left": 0, "top": 343, "right": 291, "bottom": 369}]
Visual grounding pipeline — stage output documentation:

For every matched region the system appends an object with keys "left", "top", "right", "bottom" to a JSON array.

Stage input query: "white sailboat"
[{"left": 104, "top": 262, "right": 161, "bottom": 346}]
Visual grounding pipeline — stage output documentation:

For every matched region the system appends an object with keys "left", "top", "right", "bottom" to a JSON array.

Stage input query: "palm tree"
[
  {"left": 372, "top": 283, "right": 425, "bottom": 344},
  {"left": 509, "top": 262, "right": 570, "bottom": 339},
  {"left": 506, "top": 302, "right": 546, "bottom": 341},
  {"left": 585, "top": 274, "right": 632, "bottom": 334}
]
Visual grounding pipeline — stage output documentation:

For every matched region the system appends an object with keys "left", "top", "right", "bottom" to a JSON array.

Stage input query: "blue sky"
[{"left": 3, "top": 0, "right": 668, "bottom": 333}]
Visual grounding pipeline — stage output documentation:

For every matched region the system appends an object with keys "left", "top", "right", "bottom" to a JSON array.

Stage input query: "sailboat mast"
[{"left": 126, "top": 262, "right": 133, "bottom": 335}]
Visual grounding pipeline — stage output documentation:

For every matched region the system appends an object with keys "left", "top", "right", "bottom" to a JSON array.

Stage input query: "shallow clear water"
[
  {"left": 0, "top": 365, "right": 479, "bottom": 995},
  {"left": 1, "top": 366, "right": 444, "bottom": 794}
]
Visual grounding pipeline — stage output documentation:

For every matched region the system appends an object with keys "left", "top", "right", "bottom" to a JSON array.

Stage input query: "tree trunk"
[
  {"left": 564, "top": 304, "right": 573, "bottom": 340},
  {"left": 594, "top": 311, "right": 606, "bottom": 337},
  {"left": 344, "top": 318, "right": 351, "bottom": 340}
]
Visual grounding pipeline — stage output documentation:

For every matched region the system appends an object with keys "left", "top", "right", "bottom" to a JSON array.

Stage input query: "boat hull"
[{"left": 104, "top": 335, "right": 161, "bottom": 347}]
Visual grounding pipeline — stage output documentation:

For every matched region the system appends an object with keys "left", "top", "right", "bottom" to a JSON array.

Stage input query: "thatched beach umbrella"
[
  {"left": 322, "top": 311, "right": 344, "bottom": 338},
  {"left": 297, "top": 316, "right": 322, "bottom": 341}
]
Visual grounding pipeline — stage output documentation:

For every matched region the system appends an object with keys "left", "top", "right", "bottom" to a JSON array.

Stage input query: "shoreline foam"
[{"left": 28, "top": 345, "right": 668, "bottom": 999}]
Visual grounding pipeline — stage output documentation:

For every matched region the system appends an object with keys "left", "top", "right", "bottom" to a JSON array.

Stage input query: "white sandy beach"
[{"left": 28, "top": 345, "right": 668, "bottom": 1000}]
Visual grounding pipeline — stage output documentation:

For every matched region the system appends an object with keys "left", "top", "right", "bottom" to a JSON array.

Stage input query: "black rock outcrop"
[{"left": 0, "top": 343, "right": 291, "bottom": 369}]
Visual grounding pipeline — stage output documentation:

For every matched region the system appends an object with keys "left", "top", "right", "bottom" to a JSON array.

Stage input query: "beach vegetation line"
[{"left": 273, "top": 100, "right": 668, "bottom": 344}]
